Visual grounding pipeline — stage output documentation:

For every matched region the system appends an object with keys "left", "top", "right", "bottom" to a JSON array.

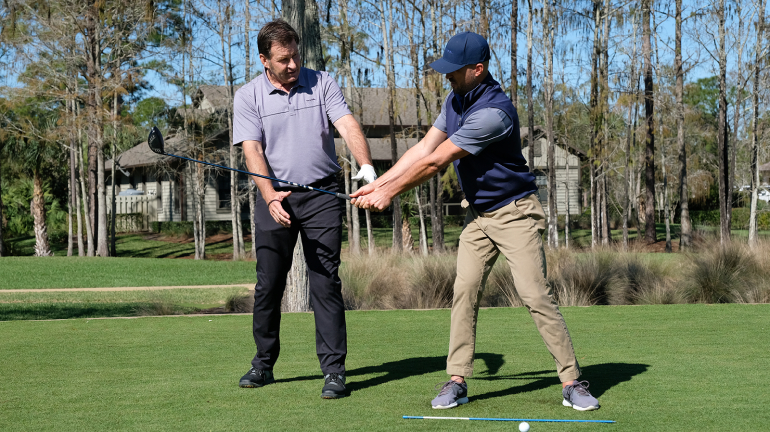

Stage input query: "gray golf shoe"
[
  {"left": 431, "top": 380, "right": 469, "bottom": 409},
  {"left": 562, "top": 380, "right": 600, "bottom": 411}
]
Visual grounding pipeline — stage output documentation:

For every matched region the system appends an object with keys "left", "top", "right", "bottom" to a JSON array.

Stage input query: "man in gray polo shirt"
[{"left": 233, "top": 19, "right": 375, "bottom": 399}]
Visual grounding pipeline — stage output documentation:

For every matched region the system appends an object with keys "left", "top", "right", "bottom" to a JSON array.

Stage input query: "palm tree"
[{"left": 5, "top": 96, "right": 63, "bottom": 256}]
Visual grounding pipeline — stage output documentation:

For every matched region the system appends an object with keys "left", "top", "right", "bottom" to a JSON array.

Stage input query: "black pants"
[{"left": 251, "top": 175, "right": 346, "bottom": 375}]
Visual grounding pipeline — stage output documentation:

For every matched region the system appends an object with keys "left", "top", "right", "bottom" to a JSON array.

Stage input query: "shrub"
[
  {"left": 225, "top": 292, "right": 254, "bottom": 313},
  {"left": 683, "top": 243, "right": 755, "bottom": 303},
  {"left": 607, "top": 254, "right": 676, "bottom": 305},
  {"left": 547, "top": 249, "right": 616, "bottom": 306},
  {"left": 150, "top": 220, "right": 251, "bottom": 237}
]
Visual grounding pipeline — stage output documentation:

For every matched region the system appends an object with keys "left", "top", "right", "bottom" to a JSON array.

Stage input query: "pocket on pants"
[{"left": 513, "top": 194, "right": 546, "bottom": 231}]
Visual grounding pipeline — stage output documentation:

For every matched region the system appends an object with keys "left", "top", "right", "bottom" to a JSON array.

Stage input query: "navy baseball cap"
[{"left": 429, "top": 32, "right": 491, "bottom": 74}]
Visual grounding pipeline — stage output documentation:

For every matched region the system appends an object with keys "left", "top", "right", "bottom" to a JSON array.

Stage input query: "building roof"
[
  {"left": 192, "top": 83, "right": 438, "bottom": 127},
  {"left": 520, "top": 125, "right": 588, "bottom": 160},
  {"left": 105, "top": 134, "right": 187, "bottom": 171},
  {"left": 193, "top": 85, "right": 243, "bottom": 112},
  {"left": 335, "top": 137, "right": 418, "bottom": 161}
]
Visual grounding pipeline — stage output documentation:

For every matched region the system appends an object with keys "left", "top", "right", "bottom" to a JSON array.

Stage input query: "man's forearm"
[
  {"left": 241, "top": 140, "right": 276, "bottom": 201},
  {"left": 380, "top": 140, "right": 468, "bottom": 198},
  {"left": 335, "top": 114, "right": 373, "bottom": 166}
]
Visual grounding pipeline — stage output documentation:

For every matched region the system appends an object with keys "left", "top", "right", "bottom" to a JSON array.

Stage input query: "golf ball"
[{"left": 519, "top": 422, "right": 530, "bottom": 432}]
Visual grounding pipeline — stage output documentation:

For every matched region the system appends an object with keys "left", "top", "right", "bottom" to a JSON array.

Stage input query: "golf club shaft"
[
  {"left": 163, "top": 152, "right": 351, "bottom": 200},
  {"left": 403, "top": 416, "right": 615, "bottom": 423}
]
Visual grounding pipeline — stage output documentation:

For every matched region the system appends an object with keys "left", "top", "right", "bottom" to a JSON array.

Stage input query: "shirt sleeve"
[
  {"left": 322, "top": 73, "right": 353, "bottom": 123},
  {"left": 433, "top": 105, "right": 448, "bottom": 132},
  {"left": 232, "top": 86, "right": 263, "bottom": 146},
  {"left": 448, "top": 108, "right": 512, "bottom": 156}
]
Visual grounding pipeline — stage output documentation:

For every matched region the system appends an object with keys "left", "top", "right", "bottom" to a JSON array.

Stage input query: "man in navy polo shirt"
[
  {"left": 351, "top": 32, "right": 600, "bottom": 411},
  {"left": 233, "top": 19, "right": 375, "bottom": 399}
]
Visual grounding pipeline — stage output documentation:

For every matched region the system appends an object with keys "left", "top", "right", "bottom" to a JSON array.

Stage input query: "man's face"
[
  {"left": 260, "top": 40, "right": 301, "bottom": 85},
  {"left": 446, "top": 64, "right": 481, "bottom": 96}
]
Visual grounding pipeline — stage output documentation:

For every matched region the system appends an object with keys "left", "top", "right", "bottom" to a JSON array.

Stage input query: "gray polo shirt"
[
  {"left": 433, "top": 105, "right": 513, "bottom": 156},
  {"left": 233, "top": 67, "right": 352, "bottom": 186}
]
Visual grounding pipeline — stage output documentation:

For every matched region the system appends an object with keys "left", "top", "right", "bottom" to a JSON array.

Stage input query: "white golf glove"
[{"left": 351, "top": 164, "right": 377, "bottom": 184}]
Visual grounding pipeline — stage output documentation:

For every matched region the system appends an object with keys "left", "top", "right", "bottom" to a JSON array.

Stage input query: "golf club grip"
[{"left": 336, "top": 193, "right": 352, "bottom": 200}]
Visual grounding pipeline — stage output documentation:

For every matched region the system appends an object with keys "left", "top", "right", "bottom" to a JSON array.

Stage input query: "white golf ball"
[{"left": 519, "top": 422, "right": 530, "bottom": 432}]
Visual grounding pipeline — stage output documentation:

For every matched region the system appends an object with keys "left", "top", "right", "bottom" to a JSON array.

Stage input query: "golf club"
[
  {"left": 403, "top": 415, "right": 616, "bottom": 423},
  {"left": 147, "top": 126, "right": 351, "bottom": 200}
]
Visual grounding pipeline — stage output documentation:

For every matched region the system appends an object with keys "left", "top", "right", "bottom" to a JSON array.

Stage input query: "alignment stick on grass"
[{"left": 403, "top": 415, "right": 616, "bottom": 423}]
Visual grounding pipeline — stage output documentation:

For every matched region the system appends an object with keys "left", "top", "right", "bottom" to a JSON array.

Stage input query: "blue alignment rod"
[{"left": 403, "top": 415, "right": 616, "bottom": 423}]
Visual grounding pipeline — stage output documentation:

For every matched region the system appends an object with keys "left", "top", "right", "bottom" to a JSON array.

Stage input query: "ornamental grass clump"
[
  {"left": 607, "top": 254, "right": 679, "bottom": 305},
  {"left": 683, "top": 242, "right": 770, "bottom": 303},
  {"left": 547, "top": 249, "right": 617, "bottom": 306}
]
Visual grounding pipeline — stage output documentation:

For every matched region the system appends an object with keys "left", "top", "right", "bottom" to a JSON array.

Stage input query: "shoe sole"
[
  {"left": 239, "top": 379, "right": 275, "bottom": 388},
  {"left": 432, "top": 397, "right": 469, "bottom": 409},
  {"left": 321, "top": 391, "right": 347, "bottom": 399},
  {"left": 562, "top": 399, "right": 599, "bottom": 411}
]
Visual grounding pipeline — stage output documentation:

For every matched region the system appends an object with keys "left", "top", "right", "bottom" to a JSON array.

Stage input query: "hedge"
[
  {"left": 150, "top": 220, "right": 251, "bottom": 237},
  {"left": 688, "top": 208, "right": 770, "bottom": 231}
]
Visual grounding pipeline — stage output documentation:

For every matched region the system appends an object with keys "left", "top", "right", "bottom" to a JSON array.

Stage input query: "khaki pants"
[{"left": 446, "top": 193, "right": 581, "bottom": 383}]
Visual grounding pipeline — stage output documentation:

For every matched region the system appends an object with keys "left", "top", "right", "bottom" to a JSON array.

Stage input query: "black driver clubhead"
[{"left": 148, "top": 126, "right": 166, "bottom": 155}]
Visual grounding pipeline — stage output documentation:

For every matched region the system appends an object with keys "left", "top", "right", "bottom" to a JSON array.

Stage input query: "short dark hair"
[{"left": 258, "top": 19, "right": 299, "bottom": 58}]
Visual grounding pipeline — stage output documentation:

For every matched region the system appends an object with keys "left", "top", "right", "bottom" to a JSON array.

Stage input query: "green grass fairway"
[
  {"left": 1, "top": 304, "right": 767, "bottom": 431},
  {"left": 0, "top": 257, "right": 256, "bottom": 290}
]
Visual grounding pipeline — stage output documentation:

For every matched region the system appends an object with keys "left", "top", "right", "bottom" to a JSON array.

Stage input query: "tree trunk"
[
  {"left": 282, "top": 240, "right": 311, "bottom": 312},
  {"left": 544, "top": 0, "right": 557, "bottom": 249},
  {"left": 564, "top": 159, "right": 570, "bottom": 249},
  {"left": 589, "top": 0, "right": 602, "bottom": 248},
  {"left": 642, "top": 0, "right": 656, "bottom": 243},
  {"left": 0, "top": 143, "right": 5, "bottom": 257},
  {"left": 601, "top": 0, "right": 611, "bottom": 246},
  {"left": 716, "top": 0, "right": 730, "bottom": 244},
  {"left": 729, "top": 1, "right": 745, "bottom": 240},
  {"left": 67, "top": 99, "right": 76, "bottom": 257},
  {"left": 67, "top": 157, "right": 73, "bottom": 256},
  {"left": 351, "top": 159, "right": 361, "bottom": 254},
  {"left": 339, "top": 0, "right": 360, "bottom": 255},
  {"left": 379, "top": 0, "right": 402, "bottom": 252},
  {"left": 748, "top": 0, "right": 766, "bottom": 249},
  {"left": 417, "top": 186, "right": 428, "bottom": 256},
  {"left": 366, "top": 209, "right": 375, "bottom": 254},
  {"left": 218, "top": 2, "right": 244, "bottom": 261},
  {"left": 96, "top": 130, "right": 108, "bottom": 257},
  {"left": 510, "top": 0, "right": 518, "bottom": 106},
  {"left": 402, "top": 216, "right": 414, "bottom": 252},
  {"left": 660, "top": 148, "right": 671, "bottom": 252},
  {"left": 344, "top": 154, "right": 353, "bottom": 251},
  {"left": 244, "top": 0, "right": 257, "bottom": 259},
  {"left": 77, "top": 114, "right": 93, "bottom": 256},
  {"left": 110, "top": 92, "right": 118, "bottom": 257},
  {"left": 32, "top": 167, "right": 52, "bottom": 257},
  {"left": 676, "top": 0, "right": 691, "bottom": 250},
  {"left": 526, "top": 0, "right": 535, "bottom": 173},
  {"left": 601, "top": 174, "right": 609, "bottom": 244},
  {"left": 623, "top": 16, "right": 637, "bottom": 252},
  {"left": 282, "top": 0, "right": 324, "bottom": 310},
  {"left": 283, "top": 0, "right": 325, "bottom": 71}
]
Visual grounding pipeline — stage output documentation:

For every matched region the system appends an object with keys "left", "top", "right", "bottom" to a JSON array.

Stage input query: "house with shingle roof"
[
  {"left": 107, "top": 83, "right": 587, "bottom": 227},
  {"left": 106, "top": 84, "right": 436, "bottom": 225}
]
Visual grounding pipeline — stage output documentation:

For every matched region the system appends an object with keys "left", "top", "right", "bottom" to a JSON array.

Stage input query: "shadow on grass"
[
  {"left": 274, "top": 354, "right": 505, "bottom": 392},
  {"left": 472, "top": 362, "right": 649, "bottom": 401},
  {"left": 280, "top": 355, "right": 646, "bottom": 400},
  {"left": 0, "top": 303, "right": 197, "bottom": 321}
]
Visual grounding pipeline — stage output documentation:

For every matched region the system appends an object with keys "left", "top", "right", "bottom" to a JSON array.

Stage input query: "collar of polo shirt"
[{"left": 263, "top": 67, "right": 309, "bottom": 95}]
